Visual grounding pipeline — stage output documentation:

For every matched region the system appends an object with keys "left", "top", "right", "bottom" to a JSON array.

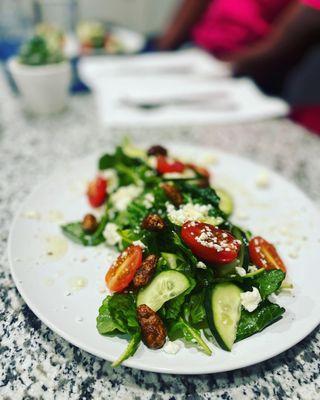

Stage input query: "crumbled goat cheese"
[
  {"left": 110, "top": 185, "right": 143, "bottom": 211},
  {"left": 240, "top": 287, "right": 262, "bottom": 312},
  {"left": 163, "top": 169, "right": 196, "bottom": 180},
  {"left": 288, "top": 250, "right": 299, "bottom": 259},
  {"left": 163, "top": 341, "right": 181, "bottom": 355},
  {"left": 166, "top": 202, "right": 212, "bottom": 225},
  {"left": 147, "top": 156, "right": 157, "bottom": 169},
  {"left": 132, "top": 240, "right": 146, "bottom": 249},
  {"left": 143, "top": 193, "right": 154, "bottom": 209},
  {"left": 100, "top": 169, "right": 119, "bottom": 192},
  {"left": 103, "top": 223, "right": 121, "bottom": 246},
  {"left": 267, "top": 293, "right": 278, "bottom": 304},
  {"left": 196, "top": 261, "right": 207, "bottom": 269},
  {"left": 248, "top": 265, "right": 258, "bottom": 273},
  {"left": 255, "top": 171, "right": 270, "bottom": 188},
  {"left": 235, "top": 267, "right": 247, "bottom": 277}
]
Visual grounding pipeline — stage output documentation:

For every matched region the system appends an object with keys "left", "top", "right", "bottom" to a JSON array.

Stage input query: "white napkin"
[{"left": 79, "top": 49, "right": 288, "bottom": 128}]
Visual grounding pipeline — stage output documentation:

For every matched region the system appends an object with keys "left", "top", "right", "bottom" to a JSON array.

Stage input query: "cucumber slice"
[
  {"left": 216, "top": 188, "right": 234, "bottom": 216},
  {"left": 161, "top": 252, "right": 179, "bottom": 269},
  {"left": 137, "top": 270, "right": 190, "bottom": 312},
  {"left": 205, "top": 283, "right": 242, "bottom": 351},
  {"left": 202, "top": 216, "right": 224, "bottom": 226},
  {"left": 122, "top": 138, "right": 147, "bottom": 160}
]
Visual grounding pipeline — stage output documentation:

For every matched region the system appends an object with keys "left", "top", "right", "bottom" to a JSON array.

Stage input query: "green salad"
[{"left": 62, "top": 140, "right": 289, "bottom": 367}]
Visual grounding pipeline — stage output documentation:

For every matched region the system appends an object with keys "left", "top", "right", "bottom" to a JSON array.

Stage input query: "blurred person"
[{"left": 155, "top": 0, "right": 320, "bottom": 132}]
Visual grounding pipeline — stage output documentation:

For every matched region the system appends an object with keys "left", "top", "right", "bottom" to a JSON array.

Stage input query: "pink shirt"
[
  {"left": 192, "top": 0, "right": 294, "bottom": 57},
  {"left": 302, "top": 0, "right": 320, "bottom": 8}
]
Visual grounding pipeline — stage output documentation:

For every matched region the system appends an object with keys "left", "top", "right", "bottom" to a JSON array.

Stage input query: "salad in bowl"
[{"left": 61, "top": 140, "right": 290, "bottom": 367}]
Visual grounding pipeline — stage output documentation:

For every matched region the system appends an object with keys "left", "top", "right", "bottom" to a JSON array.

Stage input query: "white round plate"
[{"left": 8, "top": 144, "right": 320, "bottom": 374}]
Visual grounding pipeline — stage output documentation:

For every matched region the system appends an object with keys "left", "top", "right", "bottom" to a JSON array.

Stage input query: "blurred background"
[{"left": 1, "top": 0, "right": 320, "bottom": 133}]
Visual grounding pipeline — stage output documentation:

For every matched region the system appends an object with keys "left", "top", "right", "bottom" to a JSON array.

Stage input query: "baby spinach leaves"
[{"left": 236, "top": 301, "right": 285, "bottom": 341}]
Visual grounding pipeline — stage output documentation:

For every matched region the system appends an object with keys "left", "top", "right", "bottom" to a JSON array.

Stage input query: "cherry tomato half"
[
  {"left": 87, "top": 176, "right": 107, "bottom": 208},
  {"left": 105, "top": 245, "right": 143, "bottom": 292},
  {"left": 249, "top": 236, "right": 286, "bottom": 272},
  {"left": 181, "top": 221, "right": 240, "bottom": 264},
  {"left": 156, "top": 155, "right": 185, "bottom": 174}
]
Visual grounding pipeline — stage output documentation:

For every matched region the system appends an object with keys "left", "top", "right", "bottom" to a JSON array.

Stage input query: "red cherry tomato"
[
  {"left": 156, "top": 156, "right": 185, "bottom": 174},
  {"left": 249, "top": 236, "right": 286, "bottom": 272},
  {"left": 181, "top": 221, "right": 240, "bottom": 264},
  {"left": 87, "top": 176, "right": 107, "bottom": 207},
  {"left": 105, "top": 245, "right": 143, "bottom": 292},
  {"left": 187, "top": 163, "right": 210, "bottom": 179}
]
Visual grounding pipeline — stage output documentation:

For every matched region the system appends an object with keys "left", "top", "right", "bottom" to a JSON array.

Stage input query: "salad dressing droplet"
[
  {"left": 68, "top": 276, "right": 88, "bottom": 292},
  {"left": 45, "top": 235, "right": 68, "bottom": 261}
]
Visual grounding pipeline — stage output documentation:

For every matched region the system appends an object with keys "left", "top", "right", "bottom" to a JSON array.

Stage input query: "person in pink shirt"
[{"left": 156, "top": 0, "right": 320, "bottom": 132}]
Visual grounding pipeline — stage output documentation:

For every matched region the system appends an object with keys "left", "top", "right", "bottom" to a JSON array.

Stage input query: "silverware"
[{"left": 120, "top": 93, "right": 237, "bottom": 112}]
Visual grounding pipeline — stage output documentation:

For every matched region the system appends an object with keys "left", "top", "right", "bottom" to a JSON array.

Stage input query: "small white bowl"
[{"left": 8, "top": 58, "right": 71, "bottom": 115}]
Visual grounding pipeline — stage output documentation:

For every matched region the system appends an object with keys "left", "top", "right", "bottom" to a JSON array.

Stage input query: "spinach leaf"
[
  {"left": 177, "top": 182, "right": 224, "bottom": 217},
  {"left": 161, "top": 276, "right": 196, "bottom": 321},
  {"left": 99, "top": 147, "right": 156, "bottom": 186},
  {"left": 96, "top": 293, "right": 141, "bottom": 366},
  {"left": 253, "top": 270, "right": 286, "bottom": 299},
  {"left": 96, "top": 296, "right": 121, "bottom": 334},
  {"left": 172, "top": 231, "right": 198, "bottom": 268},
  {"left": 213, "top": 270, "right": 286, "bottom": 300},
  {"left": 162, "top": 293, "right": 187, "bottom": 321},
  {"left": 112, "top": 332, "right": 141, "bottom": 367},
  {"left": 236, "top": 300, "right": 285, "bottom": 341},
  {"left": 185, "top": 291, "right": 207, "bottom": 327},
  {"left": 108, "top": 293, "right": 140, "bottom": 333},
  {"left": 168, "top": 317, "right": 212, "bottom": 356},
  {"left": 61, "top": 214, "right": 108, "bottom": 246}
]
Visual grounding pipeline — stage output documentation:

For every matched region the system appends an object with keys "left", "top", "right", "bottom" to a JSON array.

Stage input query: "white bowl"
[{"left": 8, "top": 58, "right": 71, "bottom": 115}]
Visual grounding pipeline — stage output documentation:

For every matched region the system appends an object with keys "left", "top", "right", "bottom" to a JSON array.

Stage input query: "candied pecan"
[
  {"left": 147, "top": 145, "right": 168, "bottom": 157},
  {"left": 197, "top": 177, "right": 210, "bottom": 188},
  {"left": 137, "top": 304, "right": 167, "bottom": 349},
  {"left": 162, "top": 183, "right": 183, "bottom": 207},
  {"left": 82, "top": 214, "right": 98, "bottom": 233},
  {"left": 141, "top": 214, "right": 165, "bottom": 231},
  {"left": 133, "top": 255, "right": 158, "bottom": 288}
]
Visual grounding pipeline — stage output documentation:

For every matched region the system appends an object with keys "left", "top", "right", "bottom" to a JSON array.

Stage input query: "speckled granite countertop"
[{"left": 0, "top": 71, "right": 319, "bottom": 400}]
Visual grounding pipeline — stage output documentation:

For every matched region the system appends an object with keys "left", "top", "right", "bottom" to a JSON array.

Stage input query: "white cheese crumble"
[
  {"left": 163, "top": 341, "right": 181, "bottom": 355},
  {"left": 103, "top": 223, "right": 121, "bottom": 246},
  {"left": 99, "top": 169, "right": 119, "bottom": 192},
  {"left": 267, "top": 293, "right": 278, "bottom": 304},
  {"left": 248, "top": 265, "right": 258, "bottom": 273},
  {"left": 143, "top": 193, "right": 154, "bottom": 209},
  {"left": 163, "top": 169, "right": 196, "bottom": 180},
  {"left": 240, "top": 287, "right": 262, "bottom": 312},
  {"left": 235, "top": 267, "right": 246, "bottom": 277},
  {"left": 288, "top": 250, "right": 299, "bottom": 259},
  {"left": 110, "top": 184, "right": 143, "bottom": 211},
  {"left": 132, "top": 240, "right": 146, "bottom": 249},
  {"left": 147, "top": 156, "right": 157, "bottom": 169},
  {"left": 196, "top": 261, "right": 207, "bottom": 269},
  {"left": 255, "top": 171, "right": 270, "bottom": 188},
  {"left": 166, "top": 202, "right": 212, "bottom": 226}
]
